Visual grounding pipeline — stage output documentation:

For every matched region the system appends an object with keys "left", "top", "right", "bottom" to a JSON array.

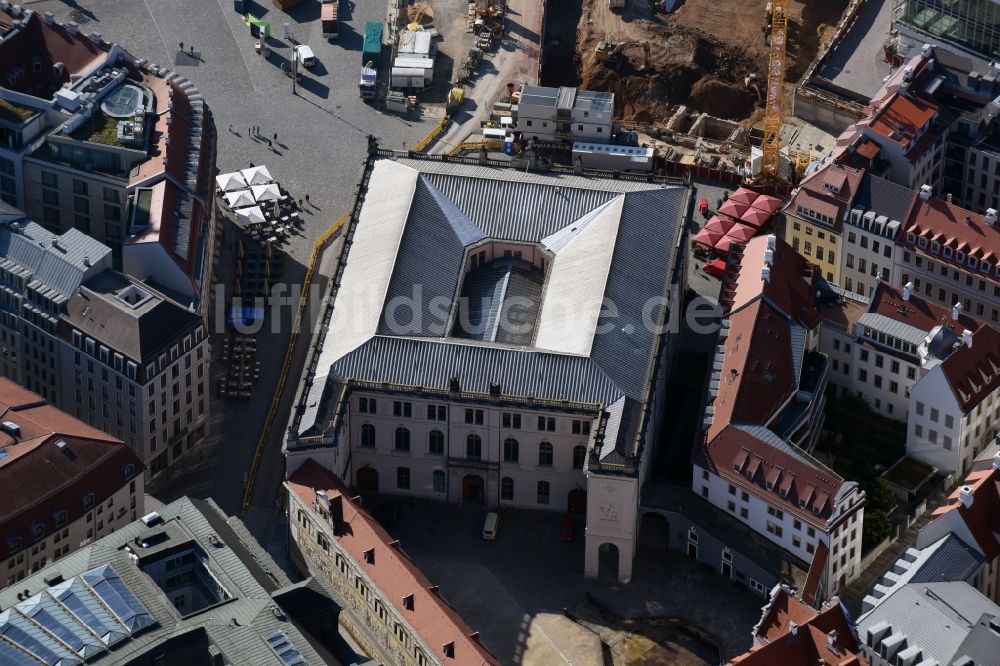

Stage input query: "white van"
[
  {"left": 294, "top": 45, "right": 316, "bottom": 69},
  {"left": 482, "top": 512, "right": 499, "bottom": 540}
]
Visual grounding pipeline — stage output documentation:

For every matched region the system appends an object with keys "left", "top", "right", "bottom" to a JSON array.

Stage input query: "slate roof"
[
  {"left": 850, "top": 173, "right": 916, "bottom": 228},
  {"left": 0, "top": 221, "right": 110, "bottom": 303},
  {"left": 910, "top": 533, "right": 984, "bottom": 584},
  {"left": 293, "top": 157, "right": 687, "bottom": 466},
  {"left": 0, "top": 497, "right": 324, "bottom": 666},
  {"left": 61, "top": 271, "right": 201, "bottom": 364}
]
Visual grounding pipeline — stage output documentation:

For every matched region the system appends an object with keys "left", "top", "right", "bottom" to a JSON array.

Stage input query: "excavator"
[{"left": 594, "top": 40, "right": 650, "bottom": 72}]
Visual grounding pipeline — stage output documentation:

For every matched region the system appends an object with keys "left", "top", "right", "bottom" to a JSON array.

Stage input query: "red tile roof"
[
  {"left": 729, "top": 235, "right": 822, "bottom": 325},
  {"left": 732, "top": 587, "right": 867, "bottom": 665},
  {"left": 0, "top": 379, "right": 144, "bottom": 559},
  {"left": 938, "top": 325, "right": 1000, "bottom": 414},
  {"left": 928, "top": 467, "right": 1000, "bottom": 560},
  {"left": 903, "top": 198, "right": 1000, "bottom": 274},
  {"left": 287, "top": 459, "right": 500, "bottom": 666},
  {"left": 789, "top": 164, "right": 864, "bottom": 232},
  {"left": 867, "top": 282, "right": 981, "bottom": 334}
]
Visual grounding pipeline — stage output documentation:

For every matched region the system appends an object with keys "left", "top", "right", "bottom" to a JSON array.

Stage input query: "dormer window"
[
  {"left": 969, "top": 256, "right": 978, "bottom": 270},
  {"left": 943, "top": 246, "right": 953, "bottom": 258},
  {"left": 907, "top": 232, "right": 916, "bottom": 244},
  {"left": 956, "top": 251, "right": 965, "bottom": 262},
  {"left": 52, "top": 509, "right": 67, "bottom": 526},
  {"left": 5, "top": 535, "right": 21, "bottom": 551},
  {"left": 31, "top": 521, "right": 44, "bottom": 540},
  {"left": 363, "top": 548, "right": 375, "bottom": 564},
  {"left": 918, "top": 236, "right": 928, "bottom": 248},
  {"left": 981, "top": 262, "right": 991, "bottom": 274},
  {"left": 403, "top": 594, "right": 414, "bottom": 610},
  {"left": 931, "top": 241, "right": 940, "bottom": 253},
  {"left": 122, "top": 462, "right": 135, "bottom": 478},
  {"left": 82, "top": 491, "right": 95, "bottom": 510}
]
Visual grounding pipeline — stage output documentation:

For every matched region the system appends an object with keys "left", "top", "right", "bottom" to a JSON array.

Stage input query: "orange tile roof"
[
  {"left": 287, "top": 459, "right": 500, "bottom": 666},
  {"left": 731, "top": 587, "right": 867, "bottom": 665},
  {"left": 903, "top": 198, "right": 1000, "bottom": 271},
  {"left": 790, "top": 164, "right": 864, "bottom": 233},
  {"left": 867, "top": 282, "right": 981, "bottom": 334},
  {"left": 868, "top": 93, "right": 938, "bottom": 150},
  {"left": 928, "top": 467, "right": 1000, "bottom": 560},
  {"left": 0, "top": 378, "right": 144, "bottom": 559}
]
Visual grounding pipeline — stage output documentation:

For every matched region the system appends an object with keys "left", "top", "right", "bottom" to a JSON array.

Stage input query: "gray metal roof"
[
  {"left": 858, "top": 582, "right": 1000, "bottom": 665},
  {"left": 0, "top": 497, "right": 323, "bottom": 666},
  {"left": 0, "top": 222, "right": 110, "bottom": 300},
  {"left": 852, "top": 173, "right": 916, "bottom": 229},
  {"left": 293, "top": 158, "right": 688, "bottom": 464},
  {"left": 857, "top": 312, "right": 930, "bottom": 346},
  {"left": 734, "top": 424, "right": 841, "bottom": 479},
  {"left": 518, "top": 85, "right": 614, "bottom": 113},
  {"left": 910, "top": 533, "right": 984, "bottom": 584}
]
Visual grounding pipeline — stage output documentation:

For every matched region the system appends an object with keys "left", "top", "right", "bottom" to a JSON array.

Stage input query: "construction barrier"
[
  {"left": 240, "top": 213, "right": 349, "bottom": 514},
  {"left": 412, "top": 114, "right": 449, "bottom": 153},
  {"left": 447, "top": 139, "right": 503, "bottom": 156}
]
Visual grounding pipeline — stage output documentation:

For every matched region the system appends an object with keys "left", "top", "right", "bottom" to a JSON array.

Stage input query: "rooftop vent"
[
  {"left": 140, "top": 511, "right": 162, "bottom": 527},
  {"left": 986, "top": 208, "right": 997, "bottom": 227},
  {"left": 962, "top": 329, "right": 973, "bottom": 348},
  {"left": 0, "top": 421, "right": 20, "bottom": 438},
  {"left": 766, "top": 234, "right": 776, "bottom": 251},
  {"left": 54, "top": 439, "right": 75, "bottom": 460},
  {"left": 919, "top": 184, "right": 932, "bottom": 201},
  {"left": 993, "top": 452, "right": 1000, "bottom": 471},
  {"left": 902, "top": 281, "right": 913, "bottom": 301},
  {"left": 921, "top": 43, "right": 934, "bottom": 59},
  {"left": 761, "top": 266, "right": 771, "bottom": 282},
  {"left": 959, "top": 485, "right": 974, "bottom": 508}
]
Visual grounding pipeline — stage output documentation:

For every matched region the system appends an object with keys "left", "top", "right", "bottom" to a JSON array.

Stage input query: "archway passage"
[
  {"left": 639, "top": 512, "right": 669, "bottom": 550},
  {"left": 567, "top": 487, "right": 587, "bottom": 514},
  {"left": 357, "top": 466, "right": 379, "bottom": 492},
  {"left": 598, "top": 542, "right": 620, "bottom": 581},
  {"left": 462, "top": 474, "right": 485, "bottom": 503}
]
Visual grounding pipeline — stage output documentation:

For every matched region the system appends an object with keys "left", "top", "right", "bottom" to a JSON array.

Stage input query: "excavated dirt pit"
[{"left": 543, "top": 0, "right": 850, "bottom": 125}]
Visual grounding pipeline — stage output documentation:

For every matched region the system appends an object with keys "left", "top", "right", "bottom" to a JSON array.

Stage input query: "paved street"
[
  {"left": 26, "top": 0, "right": 437, "bottom": 517},
  {"left": 432, "top": 0, "right": 543, "bottom": 151}
]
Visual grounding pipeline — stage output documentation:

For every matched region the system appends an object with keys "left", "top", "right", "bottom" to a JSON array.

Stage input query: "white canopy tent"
[
  {"left": 236, "top": 205, "right": 266, "bottom": 227},
  {"left": 251, "top": 183, "right": 281, "bottom": 202},
  {"left": 225, "top": 189, "right": 256, "bottom": 209},
  {"left": 216, "top": 172, "right": 247, "bottom": 192},
  {"left": 240, "top": 165, "right": 274, "bottom": 186}
]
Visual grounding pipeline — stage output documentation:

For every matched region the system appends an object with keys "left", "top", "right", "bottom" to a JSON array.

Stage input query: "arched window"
[
  {"left": 501, "top": 477, "right": 514, "bottom": 501},
  {"left": 538, "top": 441, "right": 553, "bottom": 467},
  {"left": 396, "top": 467, "right": 410, "bottom": 489},
  {"left": 428, "top": 429, "right": 444, "bottom": 455},
  {"left": 503, "top": 437, "right": 519, "bottom": 463},
  {"left": 537, "top": 481, "right": 550, "bottom": 504},
  {"left": 360, "top": 423, "right": 375, "bottom": 448},
  {"left": 466, "top": 433, "right": 482, "bottom": 459},
  {"left": 394, "top": 427, "right": 410, "bottom": 452},
  {"left": 432, "top": 470, "right": 446, "bottom": 493},
  {"left": 572, "top": 445, "right": 586, "bottom": 470}
]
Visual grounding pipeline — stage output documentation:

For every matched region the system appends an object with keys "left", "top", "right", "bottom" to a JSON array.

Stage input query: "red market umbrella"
[
  {"left": 719, "top": 199, "right": 750, "bottom": 219},
  {"left": 740, "top": 206, "right": 772, "bottom": 228},
  {"left": 725, "top": 222, "right": 758, "bottom": 243},
  {"left": 704, "top": 215, "right": 737, "bottom": 235},
  {"left": 729, "top": 187, "right": 760, "bottom": 207},
  {"left": 693, "top": 226, "right": 724, "bottom": 248},
  {"left": 751, "top": 194, "right": 782, "bottom": 214},
  {"left": 714, "top": 235, "right": 735, "bottom": 253}
]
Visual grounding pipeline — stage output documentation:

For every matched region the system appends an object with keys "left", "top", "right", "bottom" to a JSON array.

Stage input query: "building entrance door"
[{"left": 462, "top": 474, "right": 485, "bottom": 504}]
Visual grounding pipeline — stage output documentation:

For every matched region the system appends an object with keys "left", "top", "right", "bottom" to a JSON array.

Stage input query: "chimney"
[
  {"left": 83, "top": 256, "right": 90, "bottom": 268},
  {"left": 903, "top": 281, "right": 913, "bottom": 301},
  {"left": 962, "top": 328, "right": 973, "bottom": 348},
  {"left": 921, "top": 43, "right": 934, "bottom": 59},
  {"left": 766, "top": 234, "right": 777, "bottom": 251},
  {"left": 66, "top": 22, "right": 79, "bottom": 36},
  {"left": 919, "top": 184, "right": 932, "bottom": 201},
  {"left": 959, "top": 485, "right": 974, "bottom": 508},
  {"left": 946, "top": 192, "right": 953, "bottom": 203},
  {"left": 761, "top": 266, "right": 771, "bottom": 283},
  {"left": 952, "top": 302, "right": 963, "bottom": 320},
  {"left": 827, "top": 630, "right": 839, "bottom": 651},
  {"left": 992, "top": 451, "right": 1000, "bottom": 471},
  {"left": 328, "top": 494, "right": 343, "bottom": 528},
  {"left": 764, "top": 248, "right": 774, "bottom": 265},
  {"left": 986, "top": 208, "right": 998, "bottom": 227},
  {"left": 42, "top": 11, "right": 53, "bottom": 24},
  {"left": 788, "top": 621, "right": 798, "bottom": 636},
  {"left": 903, "top": 66, "right": 914, "bottom": 82}
]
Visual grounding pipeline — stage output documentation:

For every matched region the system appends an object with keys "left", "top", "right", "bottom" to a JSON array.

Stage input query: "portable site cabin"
[
  {"left": 390, "top": 67, "right": 427, "bottom": 89},
  {"left": 363, "top": 22, "right": 384, "bottom": 67},
  {"left": 398, "top": 29, "right": 433, "bottom": 57},
  {"left": 571, "top": 142, "right": 654, "bottom": 172},
  {"left": 391, "top": 56, "right": 433, "bottom": 86}
]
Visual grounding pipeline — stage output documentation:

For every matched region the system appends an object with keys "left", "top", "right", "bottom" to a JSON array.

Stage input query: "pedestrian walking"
[
  {"left": 267, "top": 139, "right": 272, "bottom": 148},
  {"left": 248, "top": 126, "right": 252, "bottom": 136},
  {"left": 179, "top": 41, "right": 184, "bottom": 52},
  {"left": 297, "top": 198, "right": 303, "bottom": 209},
  {"left": 305, "top": 193, "right": 310, "bottom": 206},
  {"left": 273, "top": 132, "right": 278, "bottom": 142}
]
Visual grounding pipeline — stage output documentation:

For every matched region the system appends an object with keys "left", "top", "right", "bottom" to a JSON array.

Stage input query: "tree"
[
  {"left": 866, "top": 478, "right": 896, "bottom": 513},
  {"left": 862, "top": 510, "right": 892, "bottom": 551}
]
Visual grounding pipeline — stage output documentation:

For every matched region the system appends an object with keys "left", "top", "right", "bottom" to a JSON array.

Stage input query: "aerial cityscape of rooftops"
[{"left": 2, "top": 0, "right": 1000, "bottom": 664}]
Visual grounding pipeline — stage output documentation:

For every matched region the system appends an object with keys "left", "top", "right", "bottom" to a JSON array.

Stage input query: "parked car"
[
  {"left": 703, "top": 258, "right": 726, "bottom": 278},
  {"left": 559, "top": 515, "right": 575, "bottom": 542}
]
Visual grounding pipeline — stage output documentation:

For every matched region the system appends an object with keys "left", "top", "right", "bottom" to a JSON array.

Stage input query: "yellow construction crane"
[
  {"left": 595, "top": 40, "right": 650, "bottom": 71},
  {"left": 761, "top": 0, "right": 789, "bottom": 182}
]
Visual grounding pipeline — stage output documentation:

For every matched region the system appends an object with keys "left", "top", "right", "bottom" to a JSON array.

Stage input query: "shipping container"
[{"left": 363, "top": 22, "right": 384, "bottom": 67}]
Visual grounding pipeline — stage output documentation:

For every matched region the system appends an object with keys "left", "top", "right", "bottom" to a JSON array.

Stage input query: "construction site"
[{"left": 545, "top": 0, "right": 850, "bottom": 125}]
